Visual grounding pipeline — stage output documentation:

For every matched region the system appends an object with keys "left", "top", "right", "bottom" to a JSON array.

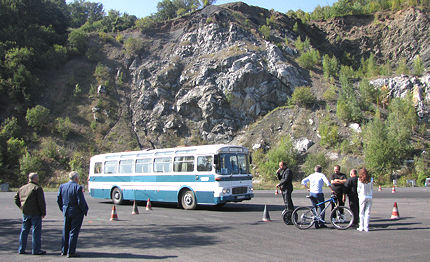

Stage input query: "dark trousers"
[
  {"left": 281, "top": 188, "right": 294, "bottom": 211},
  {"left": 349, "top": 196, "right": 359, "bottom": 225},
  {"left": 62, "top": 213, "right": 84, "bottom": 255},
  {"left": 19, "top": 214, "right": 42, "bottom": 254},
  {"left": 331, "top": 191, "right": 345, "bottom": 215}
]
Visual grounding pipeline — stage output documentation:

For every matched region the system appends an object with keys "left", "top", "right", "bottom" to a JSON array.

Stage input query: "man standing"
[
  {"left": 330, "top": 165, "right": 347, "bottom": 210},
  {"left": 276, "top": 161, "right": 294, "bottom": 211},
  {"left": 345, "top": 169, "right": 359, "bottom": 226},
  {"left": 14, "top": 172, "right": 46, "bottom": 255},
  {"left": 57, "top": 171, "right": 89, "bottom": 258},
  {"left": 301, "top": 165, "right": 334, "bottom": 228}
]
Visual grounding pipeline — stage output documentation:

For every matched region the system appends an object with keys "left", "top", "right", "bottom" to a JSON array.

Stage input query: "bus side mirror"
[
  {"left": 249, "top": 155, "right": 252, "bottom": 164},
  {"left": 213, "top": 155, "right": 220, "bottom": 170}
]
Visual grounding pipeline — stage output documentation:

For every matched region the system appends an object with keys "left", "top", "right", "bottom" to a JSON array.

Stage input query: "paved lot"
[{"left": 1, "top": 187, "right": 429, "bottom": 262}]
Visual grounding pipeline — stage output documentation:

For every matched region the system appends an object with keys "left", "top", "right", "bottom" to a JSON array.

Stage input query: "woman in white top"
[{"left": 357, "top": 168, "right": 373, "bottom": 232}]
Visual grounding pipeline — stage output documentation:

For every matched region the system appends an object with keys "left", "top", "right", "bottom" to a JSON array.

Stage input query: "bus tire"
[
  {"left": 181, "top": 190, "right": 197, "bottom": 210},
  {"left": 111, "top": 187, "right": 123, "bottom": 205}
]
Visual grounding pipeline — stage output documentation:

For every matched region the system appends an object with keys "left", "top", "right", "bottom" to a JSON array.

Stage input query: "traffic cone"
[
  {"left": 391, "top": 202, "right": 400, "bottom": 219},
  {"left": 391, "top": 185, "right": 396, "bottom": 193},
  {"left": 262, "top": 204, "right": 271, "bottom": 222},
  {"left": 132, "top": 200, "right": 139, "bottom": 215},
  {"left": 146, "top": 198, "right": 152, "bottom": 211},
  {"left": 378, "top": 185, "right": 382, "bottom": 191},
  {"left": 110, "top": 205, "right": 119, "bottom": 221},
  {"left": 275, "top": 188, "right": 279, "bottom": 195}
]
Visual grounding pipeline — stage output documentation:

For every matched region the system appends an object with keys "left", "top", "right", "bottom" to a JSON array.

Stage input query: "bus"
[{"left": 88, "top": 144, "right": 254, "bottom": 209}]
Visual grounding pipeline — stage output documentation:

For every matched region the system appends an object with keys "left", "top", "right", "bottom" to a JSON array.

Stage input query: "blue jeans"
[
  {"left": 62, "top": 213, "right": 84, "bottom": 255},
  {"left": 19, "top": 214, "right": 42, "bottom": 254},
  {"left": 309, "top": 193, "right": 325, "bottom": 225}
]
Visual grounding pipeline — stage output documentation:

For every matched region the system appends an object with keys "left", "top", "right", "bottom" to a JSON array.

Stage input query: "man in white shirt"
[{"left": 301, "top": 165, "right": 334, "bottom": 228}]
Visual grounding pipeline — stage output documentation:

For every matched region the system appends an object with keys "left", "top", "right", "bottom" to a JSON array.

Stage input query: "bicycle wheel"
[
  {"left": 281, "top": 209, "right": 293, "bottom": 225},
  {"left": 292, "top": 207, "right": 315, "bottom": 230},
  {"left": 330, "top": 206, "right": 354, "bottom": 230}
]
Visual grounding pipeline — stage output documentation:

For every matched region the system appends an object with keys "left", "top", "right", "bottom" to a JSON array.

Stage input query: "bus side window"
[
  {"left": 104, "top": 161, "right": 117, "bottom": 174},
  {"left": 94, "top": 162, "right": 102, "bottom": 174},
  {"left": 197, "top": 156, "right": 213, "bottom": 172},
  {"left": 154, "top": 157, "right": 171, "bottom": 173},
  {"left": 119, "top": 160, "right": 133, "bottom": 174}
]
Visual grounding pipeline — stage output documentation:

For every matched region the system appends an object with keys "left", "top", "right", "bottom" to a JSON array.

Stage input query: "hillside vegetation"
[{"left": 0, "top": 0, "right": 429, "bottom": 188}]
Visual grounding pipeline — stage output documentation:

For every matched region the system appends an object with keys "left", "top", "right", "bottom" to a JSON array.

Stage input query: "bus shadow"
[
  {"left": 98, "top": 200, "right": 287, "bottom": 212},
  {"left": 79, "top": 251, "right": 177, "bottom": 259}
]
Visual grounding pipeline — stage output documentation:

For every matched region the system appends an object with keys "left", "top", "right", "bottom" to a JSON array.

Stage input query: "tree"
[
  {"left": 362, "top": 116, "right": 392, "bottom": 183},
  {"left": 322, "top": 54, "right": 338, "bottom": 79},
  {"left": 396, "top": 58, "right": 409, "bottom": 75},
  {"left": 68, "top": 0, "right": 105, "bottom": 28},
  {"left": 26, "top": 105, "right": 50, "bottom": 131},
  {"left": 412, "top": 55, "right": 424, "bottom": 76}
]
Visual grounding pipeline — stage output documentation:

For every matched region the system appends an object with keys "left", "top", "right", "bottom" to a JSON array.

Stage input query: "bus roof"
[{"left": 90, "top": 144, "right": 248, "bottom": 161}]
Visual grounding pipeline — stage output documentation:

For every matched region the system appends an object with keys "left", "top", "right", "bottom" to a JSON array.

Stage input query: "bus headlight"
[
  {"left": 248, "top": 186, "right": 253, "bottom": 192},
  {"left": 222, "top": 188, "right": 230, "bottom": 194}
]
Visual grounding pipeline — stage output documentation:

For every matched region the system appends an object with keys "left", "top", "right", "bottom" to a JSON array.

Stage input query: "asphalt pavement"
[{"left": 1, "top": 187, "right": 429, "bottom": 262}]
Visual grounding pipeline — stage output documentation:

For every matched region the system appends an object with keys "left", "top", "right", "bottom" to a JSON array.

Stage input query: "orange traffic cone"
[
  {"left": 391, "top": 185, "right": 396, "bottom": 193},
  {"left": 110, "top": 205, "right": 119, "bottom": 221},
  {"left": 262, "top": 204, "right": 271, "bottom": 222},
  {"left": 146, "top": 198, "right": 152, "bottom": 211},
  {"left": 132, "top": 200, "right": 139, "bottom": 215},
  {"left": 391, "top": 202, "right": 400, "bottom": 219},
  {"left": 378, "top": 185, "right": 382, "bottom": 191},
  {"left": 275, "top": 188, "right": 279, "bottom": 195}
]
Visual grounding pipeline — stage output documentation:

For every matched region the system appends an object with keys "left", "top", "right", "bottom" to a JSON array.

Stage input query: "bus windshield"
[{"left": 217, "top": 153, "right": 249, "bottom": 175}]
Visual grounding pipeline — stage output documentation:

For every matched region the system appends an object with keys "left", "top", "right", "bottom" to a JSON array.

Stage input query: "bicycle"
[{"left": 291, "top": 193, "right": 354, "bottom": 230}]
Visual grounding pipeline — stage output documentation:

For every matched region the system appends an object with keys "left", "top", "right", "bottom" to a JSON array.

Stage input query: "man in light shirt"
[{"left": 301, "top": 165, "right": 334, "bottom": 228}]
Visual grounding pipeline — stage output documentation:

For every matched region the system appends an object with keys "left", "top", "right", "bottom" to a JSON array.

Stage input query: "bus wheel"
[
  {"left": 111, "top": 187, "right": 123, "bottom": 205},
  {"left": 181, "top": 190, "right": 196, "bottom": 210}
]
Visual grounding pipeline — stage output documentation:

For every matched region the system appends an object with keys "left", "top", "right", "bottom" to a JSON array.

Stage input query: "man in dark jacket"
[
  {"left": 14, "top": 172, "right": 46, "bottom": 255},
  {"left": 344, "top": 169, "right": 359, "bottom": 226},
  {"left": 57, "top": 171, "right": 89, "bottom": 258},
  {"left": 276, "top": 161, "right": 294, "bottom": 211}
]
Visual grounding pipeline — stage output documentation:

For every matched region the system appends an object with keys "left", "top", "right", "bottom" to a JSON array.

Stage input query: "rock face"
[
  {"left": 370, "top": 73, "right": 430, "bottom": 119},
  {"left": 126, "top": 3, "right": 307, "bottom": 146},
  {"left": 311, "top": 8, "right": 430, "bottom": 68}
]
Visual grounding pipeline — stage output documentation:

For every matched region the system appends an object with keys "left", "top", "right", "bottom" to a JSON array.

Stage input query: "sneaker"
[
  {"left": 33, "top": 250, "right": 46, "bottom": 255},
  {"left": 357, "top": 228, "right": 363, "bottom": 231},
  {"left": 67, "top": 253, "right": 80, "bottom": 258}
]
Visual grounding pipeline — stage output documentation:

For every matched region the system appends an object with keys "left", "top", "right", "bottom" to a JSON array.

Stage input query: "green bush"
[
  {"left": 26, "top": 105, "right": 50, "bottom": 131},
  {"left": 318, "top": 115, "right": 340, "bottom": 148},
  {"left": 68, "top": 29, "right": 88, "bottom": 54},
  {"left": 69, "top": 152, "right": 87, "bottom": 180},
  {"left": 413, "top": 55, "right": 424, "bottom": 76},
  {"left": 323, "top": 85, "right": 338, "bottom": 102},
  {"left": 302, "top": 152, "right": 331, "bottom": 177},
  {"left": 19, "top": 152, "right": 45, "bottom": 184},
  {"left": 252, "top": 136, "right": 298, "bottom": 182},
  {"left": 414, "top": 155, "right": 428, "bottom": 186},
  {"left": 0, "top": 117, "right": 20, "bottom": 138},
  {"left": 290, "top": 86, "right": 316, "bottom": 107},
  {"left": 124, "top": 37, "right": 144, "bottom": 56},
  {"left": 396, "top": 58, "right": 409, "bottom": 75},
  {"left": 322, "top": 54, "right": 338, "bottom": 79},
  {"left": 297, "top": 49, "right": 320, "bottom": 69},
  {"left": 259, "top": 25, "right": 271, "bottom": 39},
  {"left": 55, "top": 117, "right": 72, "bottom": 139}
]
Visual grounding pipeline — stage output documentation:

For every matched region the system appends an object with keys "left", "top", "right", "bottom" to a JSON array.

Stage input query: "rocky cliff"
[{"left": 56, "top": 2, "right": 429, "bottom": 151}]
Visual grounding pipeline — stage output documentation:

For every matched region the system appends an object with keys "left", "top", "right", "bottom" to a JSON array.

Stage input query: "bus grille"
[{"left": 232, "top": 187, "right": 248, "bottom": 194}]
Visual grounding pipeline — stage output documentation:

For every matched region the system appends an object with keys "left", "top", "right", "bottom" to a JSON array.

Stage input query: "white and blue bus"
[{"left": 88, "top": 144, "right": 254, "bottom": 209}]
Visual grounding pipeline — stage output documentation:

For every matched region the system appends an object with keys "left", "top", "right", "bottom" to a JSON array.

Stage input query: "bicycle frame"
[{"left": 310, "top": 196, "right": 337, "bottom": 223}]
